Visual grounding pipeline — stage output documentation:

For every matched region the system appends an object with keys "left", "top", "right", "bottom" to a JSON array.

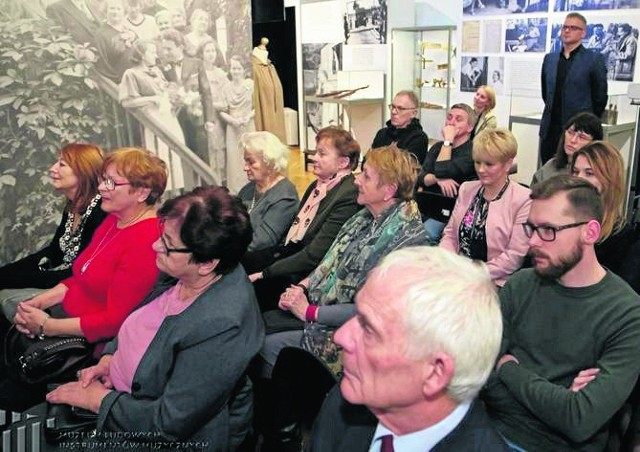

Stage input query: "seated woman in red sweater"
[{"left": 1, "top": 147, "right": 167, "bottom": 411}]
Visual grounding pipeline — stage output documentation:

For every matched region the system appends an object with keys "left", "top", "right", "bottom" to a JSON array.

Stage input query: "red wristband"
[{"left": 305, "top": 305, "right": 319, "bottom": 322}]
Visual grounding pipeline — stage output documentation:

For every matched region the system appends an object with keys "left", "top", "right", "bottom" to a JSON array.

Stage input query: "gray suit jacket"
[{"left": 97, "top": 266, "right": 265, "bottom": 451}]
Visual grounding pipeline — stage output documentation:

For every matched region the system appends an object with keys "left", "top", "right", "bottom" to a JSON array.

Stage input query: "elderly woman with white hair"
[{"left": 238, "top": 131, "right": 299, "bottom": 252}]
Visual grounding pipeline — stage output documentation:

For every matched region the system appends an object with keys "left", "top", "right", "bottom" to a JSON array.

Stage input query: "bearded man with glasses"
[
  {"left": 481, "top": 175, "right": 640, "bottom": 451},
  {"left": 539, "top": 12, "right": 608, "bottom": 165},
  {"left": 371, "top": 90, "right": 429, "bottom": 164}
]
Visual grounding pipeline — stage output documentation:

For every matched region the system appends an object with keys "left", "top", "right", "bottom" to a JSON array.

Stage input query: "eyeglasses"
[
  {"left": 565, "top": 128, "right": 593, "bottom": 142},
  {"left": 388, "top": 104, "right": 416, "bottom": 112},
  {"left": 522, "top": 221, "right": 588, "bottom": 242},
  {"left": 159, "top": 234, "right": 191, "bottom": 255},
  {"left": 562, "top": 25, "right": 584, "bottom": 32},
  {"left": 158, "top": 222, "right": 191, "bottom": 255},
  {"left": 99, "top": 176, "right": 131, "bottom": 191}
]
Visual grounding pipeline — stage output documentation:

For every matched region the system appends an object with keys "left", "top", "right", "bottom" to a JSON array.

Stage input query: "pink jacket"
[{"left": 440, "top": 180, "right": 531, "bottom": 286}]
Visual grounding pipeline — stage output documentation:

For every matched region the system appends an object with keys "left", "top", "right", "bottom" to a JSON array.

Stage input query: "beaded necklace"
[{"left": 57, "top": 194, "right": 101, "bottom": 270}]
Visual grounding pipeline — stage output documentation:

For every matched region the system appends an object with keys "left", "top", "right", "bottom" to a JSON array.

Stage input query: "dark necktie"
[{"left": 380, "top": 434, "right": 394, "bottom": 452}]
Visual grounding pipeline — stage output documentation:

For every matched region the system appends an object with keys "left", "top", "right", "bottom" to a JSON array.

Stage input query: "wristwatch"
[{"left": 443, "top": 140, "right": 452, "bottom": 147}]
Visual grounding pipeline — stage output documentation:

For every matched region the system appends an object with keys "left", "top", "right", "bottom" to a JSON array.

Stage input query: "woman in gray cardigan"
[
  {"left": 237, "top": 131, "right": 299, "bottom": 252},
  {"left": 47, "top": 186, "right": 264, "bottom": 451}
]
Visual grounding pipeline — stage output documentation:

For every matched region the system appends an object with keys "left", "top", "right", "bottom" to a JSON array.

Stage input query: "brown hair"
[
  {"left": 103, "top": 147, "right": 168, "bottom": 205},
  {"left": 364, "top": 144, "right": 419, "bottom": 202},
  {"left": 450, "top": 103, "right": 477, "bottom": 128},
  {"left": 530, "top": 175, "right": 603, "bottom": 225},
  {"left": 60, "top": 143, "right": 104, "bottom": 213},
  {"left": 570, "top": 141, "right": 626, "bottom": 242},
  {"left": 315, "top": 126, "right": 361, "bottom": 170}
]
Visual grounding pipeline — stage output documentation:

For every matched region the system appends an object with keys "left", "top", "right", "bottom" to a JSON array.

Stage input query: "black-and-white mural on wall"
[
  {"left": 463, "top": 0, "right": 549, "bottom": 16},
  {"left": 344, "top": 0, "right": 387, "bottom": 44},
  {"left": 505, "top": 17, "right": 548, "bottom": 52},
  {"left": 551, "top": 20, "right": 638, "bottom": 81},
  {"left": 554, "top": 0, "right": 640, "bottom": 11},
  {"left": 0, "top": 0, "right": 251, "bottom": 263}
]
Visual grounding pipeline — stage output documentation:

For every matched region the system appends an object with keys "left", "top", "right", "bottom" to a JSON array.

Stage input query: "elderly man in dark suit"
[
  {"left": 539, "top": 12, "right": 607, "bottom": 164},
  {"left": 309, "top": 247, "right": 509, "bottom": 451},
  {"left": 159, "top": 29, "right": 214, "bottom": 165}
]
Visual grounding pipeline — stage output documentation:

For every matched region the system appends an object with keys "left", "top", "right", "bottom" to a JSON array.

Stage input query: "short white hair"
[
  {"left": 375, "top": 247, "right": 502, "bottom": 403},
  {"left": 239, "top": 131, "right": 290, "bottom": 175}
]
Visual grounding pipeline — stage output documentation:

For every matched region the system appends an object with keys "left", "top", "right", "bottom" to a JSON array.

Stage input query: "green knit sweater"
[{"left": 482, "top": 269, "right": 640, "bottom": 451}]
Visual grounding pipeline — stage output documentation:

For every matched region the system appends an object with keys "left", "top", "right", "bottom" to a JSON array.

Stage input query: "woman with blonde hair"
[
  {"left": 471, "top": 85, "right": 497, "bottom": 139},
  {"left": 570, "top": 141, "right": 636, "bottom": 274},
  {"left": 238, "top": 131, "right": 299, "bottom": 252},
  {"left": 440, "top": 128, "right": 531, "bottom": 286}
]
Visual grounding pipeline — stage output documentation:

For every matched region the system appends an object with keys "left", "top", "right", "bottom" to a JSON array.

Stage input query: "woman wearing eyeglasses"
[
  {"left": 0, "top": 148, "right": 167, "bottom": 411},
  {"left": 371, "top": 90, "right": 428, "bottom": 164},
  {"left": 47, "top": 186, "right": 264, "bottom": 451},
  {"left": 531, "top": 112, "right": 603, "bottom": 186}
]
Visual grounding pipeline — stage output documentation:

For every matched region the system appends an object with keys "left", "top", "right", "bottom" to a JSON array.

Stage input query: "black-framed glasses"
[
  {"left": 99, "top": 176, "right": 131, "bottom": 191},
  {"left": 159, "top": 233, "right": 191, "bottom": 255},
  {"left": 522, "top": 221, "right": 588, "bottom": 242},
  {"left": 158, "top": 221, "right": 191, "bottom": 255},
  {"left": 562, "top": 25, "right": 584, "bottom": 32},
  {"left": 388, "top": 104, "right": 416, "bottom": 112}
]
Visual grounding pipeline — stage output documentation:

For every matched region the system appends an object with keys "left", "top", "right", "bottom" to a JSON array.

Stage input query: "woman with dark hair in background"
[
  {"left": 48, "top": 186, "right": 264, "bottom": 451},
  {"left": 0, "top": 144, "right": 106, "bottom": 297},
  {"left": 531, "top": 112, "right": 603, "bottom": 185}
]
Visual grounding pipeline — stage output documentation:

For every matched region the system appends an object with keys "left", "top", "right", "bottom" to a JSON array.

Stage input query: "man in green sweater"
[{"left": 481, "top": 175, "right": 640, "bottom": 451}]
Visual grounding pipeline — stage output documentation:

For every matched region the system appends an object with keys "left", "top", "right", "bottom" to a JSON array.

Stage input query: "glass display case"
[{"left": 391, "top": 25, "right": 456, "bottom": 140}]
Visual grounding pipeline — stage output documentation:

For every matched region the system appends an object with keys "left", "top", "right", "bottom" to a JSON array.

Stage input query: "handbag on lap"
[{"left": 4, "top": 324, "right": 93, "bottom": 385}]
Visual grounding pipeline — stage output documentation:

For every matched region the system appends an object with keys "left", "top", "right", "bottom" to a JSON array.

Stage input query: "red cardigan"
[{"left": 62, "top": 215, "right": 160, "bottom": 342}]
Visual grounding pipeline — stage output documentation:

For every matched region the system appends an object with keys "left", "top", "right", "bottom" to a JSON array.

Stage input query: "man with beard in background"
[{"left": 481, "top": 175, "right": 640, "bottom": 451}]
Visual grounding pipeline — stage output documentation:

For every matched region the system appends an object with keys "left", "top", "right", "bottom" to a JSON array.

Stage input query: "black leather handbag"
[
  {"left": 44, "top": 396, "right": 98, "bottom": 444},
  {"left": 4, "top": 324, "right": 93, "bottom": 385}
]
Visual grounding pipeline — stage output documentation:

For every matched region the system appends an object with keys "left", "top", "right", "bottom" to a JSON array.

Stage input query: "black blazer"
[
  {"left": 257, "top": 174, "right": 360, "bottom": 279},
  {"left": 308, "top": 387, "right": 510, "bottom": 452}
]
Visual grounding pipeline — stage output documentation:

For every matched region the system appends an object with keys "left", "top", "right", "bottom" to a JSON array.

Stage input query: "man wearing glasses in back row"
[
  {"left": 539, "top": 12, "right": 608, "bottom": 165},
  {"left": 481, "top": 175, "right": 640, "bottom": 451},
  {"left": 371, "top": 90, "right": 429, "bottom": 164}
]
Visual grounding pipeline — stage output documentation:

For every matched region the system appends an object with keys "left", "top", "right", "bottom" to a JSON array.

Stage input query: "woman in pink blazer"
[{"left": 440, "top": 128, "right": 531, "bottom": 286}]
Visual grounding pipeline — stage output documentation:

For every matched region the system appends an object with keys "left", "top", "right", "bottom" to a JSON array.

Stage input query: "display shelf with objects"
[
  {"left": 391, "top": 25, "right": 456, "bottom": 140},
  {"left": 302, "top": 71, "right": 385, "bottom": 171}
]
